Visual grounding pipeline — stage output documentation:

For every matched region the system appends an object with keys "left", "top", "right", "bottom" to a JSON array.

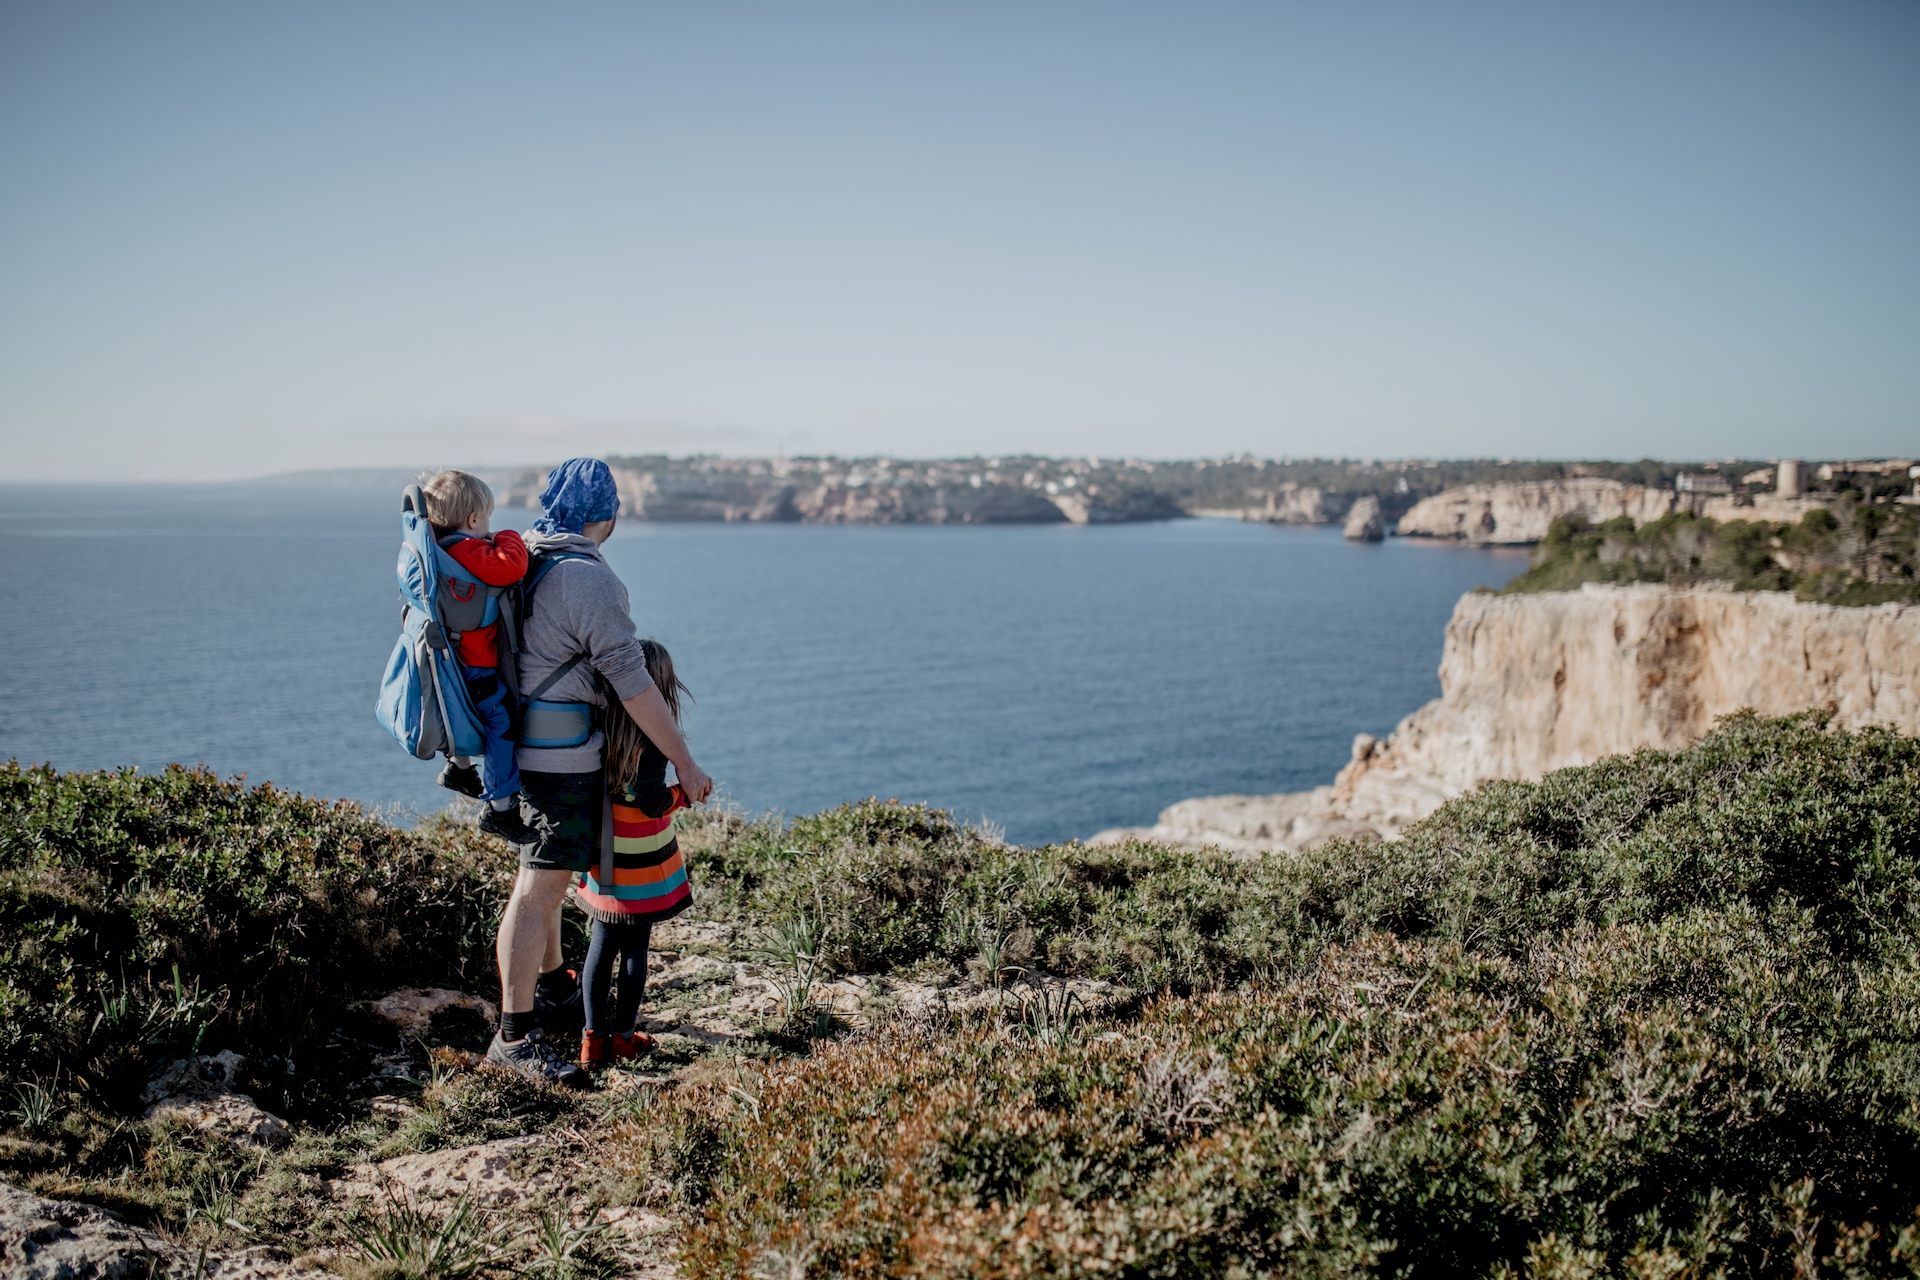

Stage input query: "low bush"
[
  {"left": 0, "top": 762, "right": 511, "bottom": 1113},
  {"left": 654, "top": 714, "right": 1920, "bottom": 1277},
  {"left": 688, "top": 798, "right": 1335, "bottom": 990},
  {"left": 377, "top": 1064, "right": 582, "bottom": 1158},
  {"left": 689, "top": 712, "right": 1920, "bottom": 995}
]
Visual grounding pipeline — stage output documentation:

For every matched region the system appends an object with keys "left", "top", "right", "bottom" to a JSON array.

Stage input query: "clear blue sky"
[{"left": 1, "top": 2, "right": 1914, "bottom": 480}]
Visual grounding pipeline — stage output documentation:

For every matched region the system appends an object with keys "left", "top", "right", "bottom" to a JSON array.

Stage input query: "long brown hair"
[{"left": 602, "top": 639, "right": 693, "bottom": 788}]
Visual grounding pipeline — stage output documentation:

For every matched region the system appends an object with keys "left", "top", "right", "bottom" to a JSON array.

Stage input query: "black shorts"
[{"left": 518, "top": 770, "right": 601, "bottom": 874}]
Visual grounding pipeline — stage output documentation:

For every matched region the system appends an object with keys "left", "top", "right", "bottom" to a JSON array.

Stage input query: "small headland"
[{"left": 1111, "top": 489, "right": 1920, "bottom": 854}]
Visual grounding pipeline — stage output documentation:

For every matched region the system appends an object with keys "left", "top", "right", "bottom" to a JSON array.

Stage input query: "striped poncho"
[{"left": 574, "top": 741, "right": 694, "bottom": 925}]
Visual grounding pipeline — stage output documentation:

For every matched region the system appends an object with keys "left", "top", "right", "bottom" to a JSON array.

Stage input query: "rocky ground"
[{"left": 1, "top": 915, "right": 1124, "bottom": 1280}]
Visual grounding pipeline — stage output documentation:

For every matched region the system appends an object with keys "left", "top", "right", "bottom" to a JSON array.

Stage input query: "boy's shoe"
[
  {"left": 478, "top": 804, "right": 537, "bottom": 844},
  {"left": 533, "top": 968, "right": 584, "bottom": 1034},
  {"left": 486, "top": 1028, "right": 591, "bottom": 1091},
  {"left": 608, "top": 1031, "right": 656, "bottom": 1063},
  {"left": 579, "top": 1029, "right": 611, "bottom": 1067},
  {"left": 437, "top": 762, "right": 484, "bottom": 798}
]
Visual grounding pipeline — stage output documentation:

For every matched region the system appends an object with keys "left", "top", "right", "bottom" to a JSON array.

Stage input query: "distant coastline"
[{"left": 248, "top": 455, "right": 1915, "bottom": 532}]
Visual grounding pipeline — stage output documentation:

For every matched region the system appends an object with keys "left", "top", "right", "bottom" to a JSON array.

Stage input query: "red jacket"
[{"left": 442, "top": 530, "right": 527, "bottom": 669}]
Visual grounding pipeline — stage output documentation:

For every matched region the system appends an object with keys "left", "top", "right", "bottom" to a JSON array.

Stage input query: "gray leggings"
[{"left": 582, "top": 917, "right": 651, "bottom": 1034}]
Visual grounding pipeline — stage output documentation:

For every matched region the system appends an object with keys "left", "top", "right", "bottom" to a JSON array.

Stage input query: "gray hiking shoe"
[{"left": 485, "top": 1028, "right": 591, "bottom": 1091}]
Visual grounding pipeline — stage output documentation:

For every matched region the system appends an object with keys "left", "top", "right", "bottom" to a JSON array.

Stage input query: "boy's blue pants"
[{"left": 461, "top": 664, "right": 521, "bottom": 802}]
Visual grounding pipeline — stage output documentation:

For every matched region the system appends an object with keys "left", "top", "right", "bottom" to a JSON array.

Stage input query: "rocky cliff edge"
[
  {"left": 1095, "top": 585, "right": 1920, "bottom": 853},
  {"left": 1395, "top": 478, "right": 1829, "bottom": 544}
]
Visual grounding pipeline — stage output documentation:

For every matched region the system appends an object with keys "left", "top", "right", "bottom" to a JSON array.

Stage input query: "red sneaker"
[
  {"left": 578, "top": 1030, "right": 612, "bottom": 1067},
  {"left": 608, "top": 1031, "right": 656, "bottom": 1063}
]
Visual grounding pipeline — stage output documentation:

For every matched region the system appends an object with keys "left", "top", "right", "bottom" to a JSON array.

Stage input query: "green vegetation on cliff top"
[
  {"left": 5, "top": 713, "right": 1920, "bottom": 1276},
  {"left": 1505, "top": 502, "right": 1920, "bottom": 606}
]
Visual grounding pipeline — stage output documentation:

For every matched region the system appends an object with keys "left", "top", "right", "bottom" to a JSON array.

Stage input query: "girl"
[{"left": 575, "top": 639, "right": 698, "bottom": 1067}]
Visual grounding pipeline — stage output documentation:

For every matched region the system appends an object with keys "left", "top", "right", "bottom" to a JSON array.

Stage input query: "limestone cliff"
[
  {"left": 1396, "top": 479, "right": 1680, "bottom": 543},
  {"left": 1343, "top": 495, "right": 1385, "bottom": 541},
  {"left": 1097, "top": 585, "right": 1920, "bottom": 853},
  {"left": 1396, "top": 478, "right": 1830, "bottom": 544}
]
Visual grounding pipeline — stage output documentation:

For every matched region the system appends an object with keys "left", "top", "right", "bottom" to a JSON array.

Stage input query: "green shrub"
[
  {"left": 379, "top": 1065, "right": 581, "bottom": 1158},
  {"left": 688, "top": 799, "right": 1319, "bottom": 990},
  {"left": 688, "top": 798, "right": 983, "bottom": 975},
  {"left": 342, "top": 1189, "right": 504, "bottom": 1280},
  {"left": 678, "top": 936, "right": 1920, "bottom": 1278},
  {"left": 689, "top": 712, "right": 1920, "bottom": 1001},
  {"left": 0, "top": 763, "right": 511, "bottom": 1112},
  {"left": 1504, "top": 503, "right": 1920, "bottom": 603},
  {"left": 665, "top": 714, "right": 1920, "bottom": 1277}
]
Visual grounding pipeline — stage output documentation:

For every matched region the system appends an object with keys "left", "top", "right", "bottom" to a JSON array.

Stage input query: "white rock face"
[
  {"left": 1265, "top": 484, "right": 1353, "bottom": 525},
  {"left": 1396, "top": 478, "right": 1833, "bottom": 544},
  {"left": 1343, "top": 496, "right": 1384, "bottom": 541},
  {"left": 0, "top": 1181, "right": 327, "bottom": 1278},
  {"left": 1396, "top": 479, "right": 1678, "bottom": 543},
  {"left": 1097, "top": 586, "right": 1920, "bottom": 852}
]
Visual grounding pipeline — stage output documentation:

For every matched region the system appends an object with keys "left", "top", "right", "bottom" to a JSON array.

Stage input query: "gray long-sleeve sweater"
[{"left": 513, "top": 531, "right": 652, "bottom": 775}]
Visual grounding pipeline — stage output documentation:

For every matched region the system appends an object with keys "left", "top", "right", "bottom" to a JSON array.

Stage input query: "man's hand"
[{"left": 676, "top": 761, "right": 714, "bottom": 804}]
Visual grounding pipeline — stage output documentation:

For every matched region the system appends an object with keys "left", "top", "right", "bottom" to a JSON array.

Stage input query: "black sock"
[{"left": 500, "top": 1009, "right": 535, "bottom": 1042}]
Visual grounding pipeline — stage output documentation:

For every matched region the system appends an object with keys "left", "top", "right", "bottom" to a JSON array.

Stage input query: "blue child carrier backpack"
[{"left": 374, "top": 484, "right": 516, "bottom": 761}]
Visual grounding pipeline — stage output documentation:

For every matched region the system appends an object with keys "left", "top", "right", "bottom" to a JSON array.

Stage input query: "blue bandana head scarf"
[{"left": 532, "top": 458, "right": 621, "bottom": 535}]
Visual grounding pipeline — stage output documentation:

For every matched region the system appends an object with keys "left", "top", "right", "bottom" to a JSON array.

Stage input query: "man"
[{"left": 486, "top": 457, "right": 714, "bottom": 1087}]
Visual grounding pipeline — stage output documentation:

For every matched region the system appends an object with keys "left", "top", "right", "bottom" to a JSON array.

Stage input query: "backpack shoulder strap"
[
  {"left": 505, "top": 550, "right": 586, "bottom": 650},
  {"left": 523, "top": 549, "right": 594, "bottom": 594},
  {"left": 507, "top": 549, "right": 600, "bottom": 695}
]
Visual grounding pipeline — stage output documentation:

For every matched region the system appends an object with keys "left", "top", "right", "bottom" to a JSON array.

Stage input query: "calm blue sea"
[{"left": 0, "top": 484, "right": 1526, "bottom": 846}]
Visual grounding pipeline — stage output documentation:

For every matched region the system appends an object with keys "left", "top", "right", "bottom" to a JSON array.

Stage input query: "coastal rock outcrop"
[
  {"left": 1396, "top": 478, "right": 1833, "bottom": 544},
  {"left": 1264, "top": 484, "right": 1353, "bottom": 525},
  {"left": 1343, "top": 496, "right": 1384, "bottom": 541},
  {"left": 1098, "top": 585, "right": 1920, "bottom": 852},
  {"left": 1395, "top": 479, "right": 1678, "bottom": 543},
  {"left": 1048, "top": 490, "right": 1187, "bottom": 524}
]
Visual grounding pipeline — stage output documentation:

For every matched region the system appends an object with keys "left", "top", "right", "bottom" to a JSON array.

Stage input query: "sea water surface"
[{"left": 0, "top": 484, "right": 1526, "bottom": 845}]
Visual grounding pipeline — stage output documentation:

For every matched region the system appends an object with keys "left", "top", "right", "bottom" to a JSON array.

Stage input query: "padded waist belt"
[{"left": 521, "top": 700, "right": 594, "bottom": 749}]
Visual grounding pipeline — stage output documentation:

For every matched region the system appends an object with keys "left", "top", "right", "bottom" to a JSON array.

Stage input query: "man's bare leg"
[
  {"left": 497, "top": 867, "right": 574, "bottom": 1035},
  {"left": 545, "top": 899, "right": 565, "bottom": 974}
]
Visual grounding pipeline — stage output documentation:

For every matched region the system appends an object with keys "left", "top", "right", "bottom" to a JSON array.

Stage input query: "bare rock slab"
[
  {"left": 329, "top": 1135, "right": 558, "bottom": 1209},
  {"left": 0, "top": 1180, "right": 327, "bottom": 1279},
  {"left": 369, "top": 987, "right": 499, "bottom": 1039},
  {"left": 142, "top": 1052, "right": 290, "bottom": 1148}
]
